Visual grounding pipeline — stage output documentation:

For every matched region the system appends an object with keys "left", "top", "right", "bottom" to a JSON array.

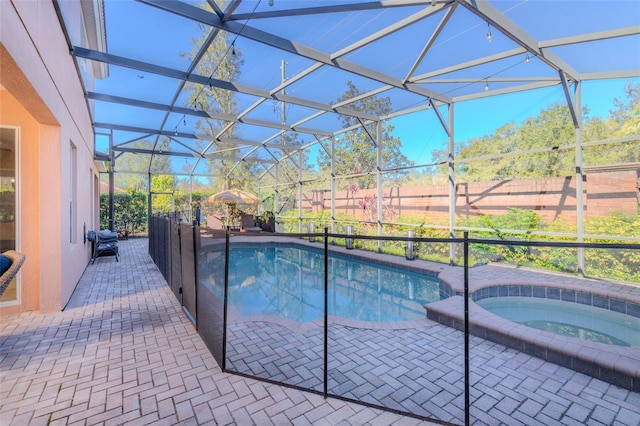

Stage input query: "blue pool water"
[
  {"left": 477, "top": 296, "right": 640, "bottom": 347},
  {"left": 223, "top": 244, "right": 443, "bottom": 323}
]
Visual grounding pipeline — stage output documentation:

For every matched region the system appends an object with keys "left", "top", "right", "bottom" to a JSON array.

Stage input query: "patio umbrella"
[{"left": 208, "top": 189, "right": 260, "bottom": 205}]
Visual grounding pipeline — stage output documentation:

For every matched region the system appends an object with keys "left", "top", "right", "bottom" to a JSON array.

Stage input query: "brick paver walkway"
[
  {"left": 220, "top": 236, "right": 640, "bottom": 425},
  {"left": 226, "top": 316, "right": 640, "bottom": 425},
  {"left": 2, "top": 238, "right": 639, "bottom": 425},
  {"left": 0, "top": 238, "right": 435, "bottom": 425}
]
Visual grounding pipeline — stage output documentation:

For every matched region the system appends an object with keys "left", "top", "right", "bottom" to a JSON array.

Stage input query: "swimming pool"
[
  {"left": 476, "top": 296, "right": 640, "bottom": 347},
  {"left": 224, "top": 244, "right": 443, "bottom": 323}
]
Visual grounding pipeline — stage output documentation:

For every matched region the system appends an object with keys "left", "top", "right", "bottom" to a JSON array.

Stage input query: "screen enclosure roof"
[{"left": 57, "top": 0, "right": 640, "bottom": 179}]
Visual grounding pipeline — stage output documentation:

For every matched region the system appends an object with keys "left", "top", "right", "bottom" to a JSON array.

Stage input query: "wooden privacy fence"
[{"left": 298, "top": 168, "right": 639, "bottom": 222}]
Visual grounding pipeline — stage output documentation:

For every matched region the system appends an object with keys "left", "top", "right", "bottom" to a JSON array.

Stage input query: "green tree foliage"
[
  {"left": 433, "top": 82, "right": 640, "bottom": 182},
  {"left": 181, "top": 1, "right": 257, "bottom": 191},
  {"left": 584, "top": 82, "right": 640, "bottom": 165},
  {"left": 610, "top": 82, "right": 640, "bottom": 125},
  {"left": 114, "top": 138, "right": 171, "bottom": 191},
  {"left": 617, "top": 102, "right": 640, "bottom": 137},
  {"left": 100, "top": 192, "right": 147, "bottom": 232},
  {"left": 452, "top": 103, "right": 576, "bottom": 181},
  {"left": 317, "top": 81, "right": 413, "bottom": 189},
  {"left": 150, "top": 175, "right": 174, "bottom": 213}
]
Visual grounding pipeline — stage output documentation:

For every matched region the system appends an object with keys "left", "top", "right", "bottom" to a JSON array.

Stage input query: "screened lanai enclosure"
[
  {"left": 56, "top": 0, "right": 639, "bottom": 248},
  {"left": 57, "top": 0, "right": 639, "bottom": 424}
]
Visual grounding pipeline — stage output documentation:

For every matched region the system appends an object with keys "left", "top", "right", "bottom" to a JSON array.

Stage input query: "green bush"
[
  {"left": 100, "top": 192, "right": 148, "bottom": 233},
  {"left": 131, "top": 197, "right": 639, "bottom": 283},
  {"left": 459, "top": 209, "right": 640, "bottom": 283},
  {"left": 285, "top": 208, "right": 640, "bottom": 284},
  {"left": 583, "top": 212, "right": 640, "bottom": 282}
]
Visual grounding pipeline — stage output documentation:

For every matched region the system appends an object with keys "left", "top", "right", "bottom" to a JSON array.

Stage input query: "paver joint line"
[{"left": 1, "top": 238, "right": 638, "bottom": 426}]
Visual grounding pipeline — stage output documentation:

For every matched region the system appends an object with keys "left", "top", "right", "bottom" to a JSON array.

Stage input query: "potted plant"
[{"left": 260, "top": 210, "right": 275, "bottom": 232}]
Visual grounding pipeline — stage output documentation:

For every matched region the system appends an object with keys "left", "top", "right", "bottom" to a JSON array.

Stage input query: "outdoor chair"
[
  {"left": 240, "top": 214, "right": 262, "bottom": 233},
  {"left": 0, "top": 250, "right": 25, "bottom": 298},
  {"left": 89, "top": 230, "right": 119, "bottom": 264},
  {"left": 206, "top": 215, "right": 224, "bottom": 230}
]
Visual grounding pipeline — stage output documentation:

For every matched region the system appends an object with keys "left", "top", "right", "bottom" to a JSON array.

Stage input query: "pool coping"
[
  {"left": 434, "top": 263, "right": 640, "bottom": 392},
  {"left": 226, "top": 234, "right": 453, "bottom": 278},
  {"left": 227, "top": 311, "right": 434, "bottom": 332},
  {"left": 426, "top": 295, "right": 640, "bottom": 392}
]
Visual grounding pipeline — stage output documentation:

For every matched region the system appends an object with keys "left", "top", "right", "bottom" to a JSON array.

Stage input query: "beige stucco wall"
[
  {"left": 1, "top": 0, "right": 99, "bottom": 313},
  {"left": 0, "top": 92, "right": 42, "bottom": 312}
]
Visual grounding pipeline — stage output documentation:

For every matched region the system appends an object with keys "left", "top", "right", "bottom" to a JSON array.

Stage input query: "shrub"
[{"left": 100, "top": 192, "right": 148, "bottom": 233}]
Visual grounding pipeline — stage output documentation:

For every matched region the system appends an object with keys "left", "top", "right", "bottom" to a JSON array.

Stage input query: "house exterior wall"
[{"left": 0, "top": 0, "right": 99, "bottom": 313}]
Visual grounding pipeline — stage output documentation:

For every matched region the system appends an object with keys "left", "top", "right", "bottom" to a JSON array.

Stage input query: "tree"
[
  {"left": 181, "top": 2, "right": 257, "bottom": 192},
  {"left": 616, "top": 102, "right": 640, "bottom": 138},
  {"left": 114, "top": 138, "right": 172, "bottom": 191},
  {"left": 429, "top": 81, "right": 640, "bottom": 182},
  {"left": 610, "top": 82, "right": 640, "bottom": 125},
  {"left": 454, "top": 122, "right": 521, "bottom": 181},
  {"left": 403, "top": 167, "right": 447, "bottom": 186},
  {"left": 508, "top": 102, "right": 575, "bottom": 177},
  {"left": 317, "top": 81, "right": 413, "bottom": 190},
  {"left": 257, "top": 129, "right": 318, "bottom": 216},
  {"left": 150, "top": 174, "right": 175, "bottom": 213},
  {"left": 585, "top": 82, "right": 640, "bottom": 165}
]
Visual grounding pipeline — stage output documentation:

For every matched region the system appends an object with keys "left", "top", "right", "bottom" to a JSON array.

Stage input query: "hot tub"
[{"left": 426, "top": 283, "right": 640, "bottom": 391}]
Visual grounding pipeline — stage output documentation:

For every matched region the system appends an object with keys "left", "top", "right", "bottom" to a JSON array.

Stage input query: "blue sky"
[
  {"left": 91, "top": 0, "right": 640, "bottom": 174},
  {"left": 390, "top": 78, "right": 637, "bottom": 164}
]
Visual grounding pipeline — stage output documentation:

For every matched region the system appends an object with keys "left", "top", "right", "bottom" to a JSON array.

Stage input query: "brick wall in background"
[{"left": 298, "top": 167, "right": 639, "bottom": 223}]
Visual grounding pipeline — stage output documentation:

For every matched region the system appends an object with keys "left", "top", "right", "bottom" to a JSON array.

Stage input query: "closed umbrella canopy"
[{"left": 208, "top": 189, "right": 260, "bottom": 205}]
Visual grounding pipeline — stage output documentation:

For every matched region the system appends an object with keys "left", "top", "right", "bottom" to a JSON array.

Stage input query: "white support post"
[
  {"left": 274, "top": 164, "right": 279, "bottom": 233},
  {"left": 331, "top": 136, "right": 336, "bottom": 237},
  {"left": 224, "top": 177, "right": 229, "bottom": 228},
  {"left": 108, "top": 131, "right": 114, "bottom": 231},
  {"left": 189, "top": 175, "right": 193, "bottom": 223},
  {"left": 298, "top": 152, "right": 303, "bottom": 234},
  {"left": 376, "top": 121, "right": 383, "bottom": 253},
  {"left": 574, "top": 81, "right": 585, "bottom": 276},
  {"left": 448, "top": 103, "right": 456, "bottom": 265},
  {"left": 147, "top": 172, "right": 152, "bottom": 231},
  {"left": 171, "top": 175, "right": 175, "bottom": 214},
  {"left": 257, "top": 183, "right": 262, "bottom": 217}
]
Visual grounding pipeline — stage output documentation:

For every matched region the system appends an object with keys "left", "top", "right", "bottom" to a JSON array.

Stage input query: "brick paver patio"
[
  {"left": 0, "top": 238, "right": 433, "bottom": 425},
  {"left": 226, "top": 312, "right": 640, "bottom": 425},
  {"left": 2, "top": 238, "right": 639, "bottom": 425}
]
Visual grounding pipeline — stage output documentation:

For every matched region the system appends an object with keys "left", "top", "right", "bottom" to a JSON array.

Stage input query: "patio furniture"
[
  {"left": 240, "top": 214, "right": 262, "bottom": 233},
  {"left": 89, "top": 230, "right": 119, "bottom": 264},
  {"left": 0, "top": 250, "right": 25, "bottom": 298},
  {"left": 206, "top": 215, "right": 225, "bottom": 230}
]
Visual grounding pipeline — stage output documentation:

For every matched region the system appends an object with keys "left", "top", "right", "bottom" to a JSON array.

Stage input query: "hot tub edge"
[{"left": 426, "top": 296, "right": 640, "bottom": 392}]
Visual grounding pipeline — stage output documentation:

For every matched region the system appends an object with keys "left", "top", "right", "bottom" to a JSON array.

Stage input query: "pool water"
[
  {"left": 477, "top": 296, "right": 640, "bottom": 347},
  {"left": 224, "top": 245, "right": 442, "bottom": 323}
]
